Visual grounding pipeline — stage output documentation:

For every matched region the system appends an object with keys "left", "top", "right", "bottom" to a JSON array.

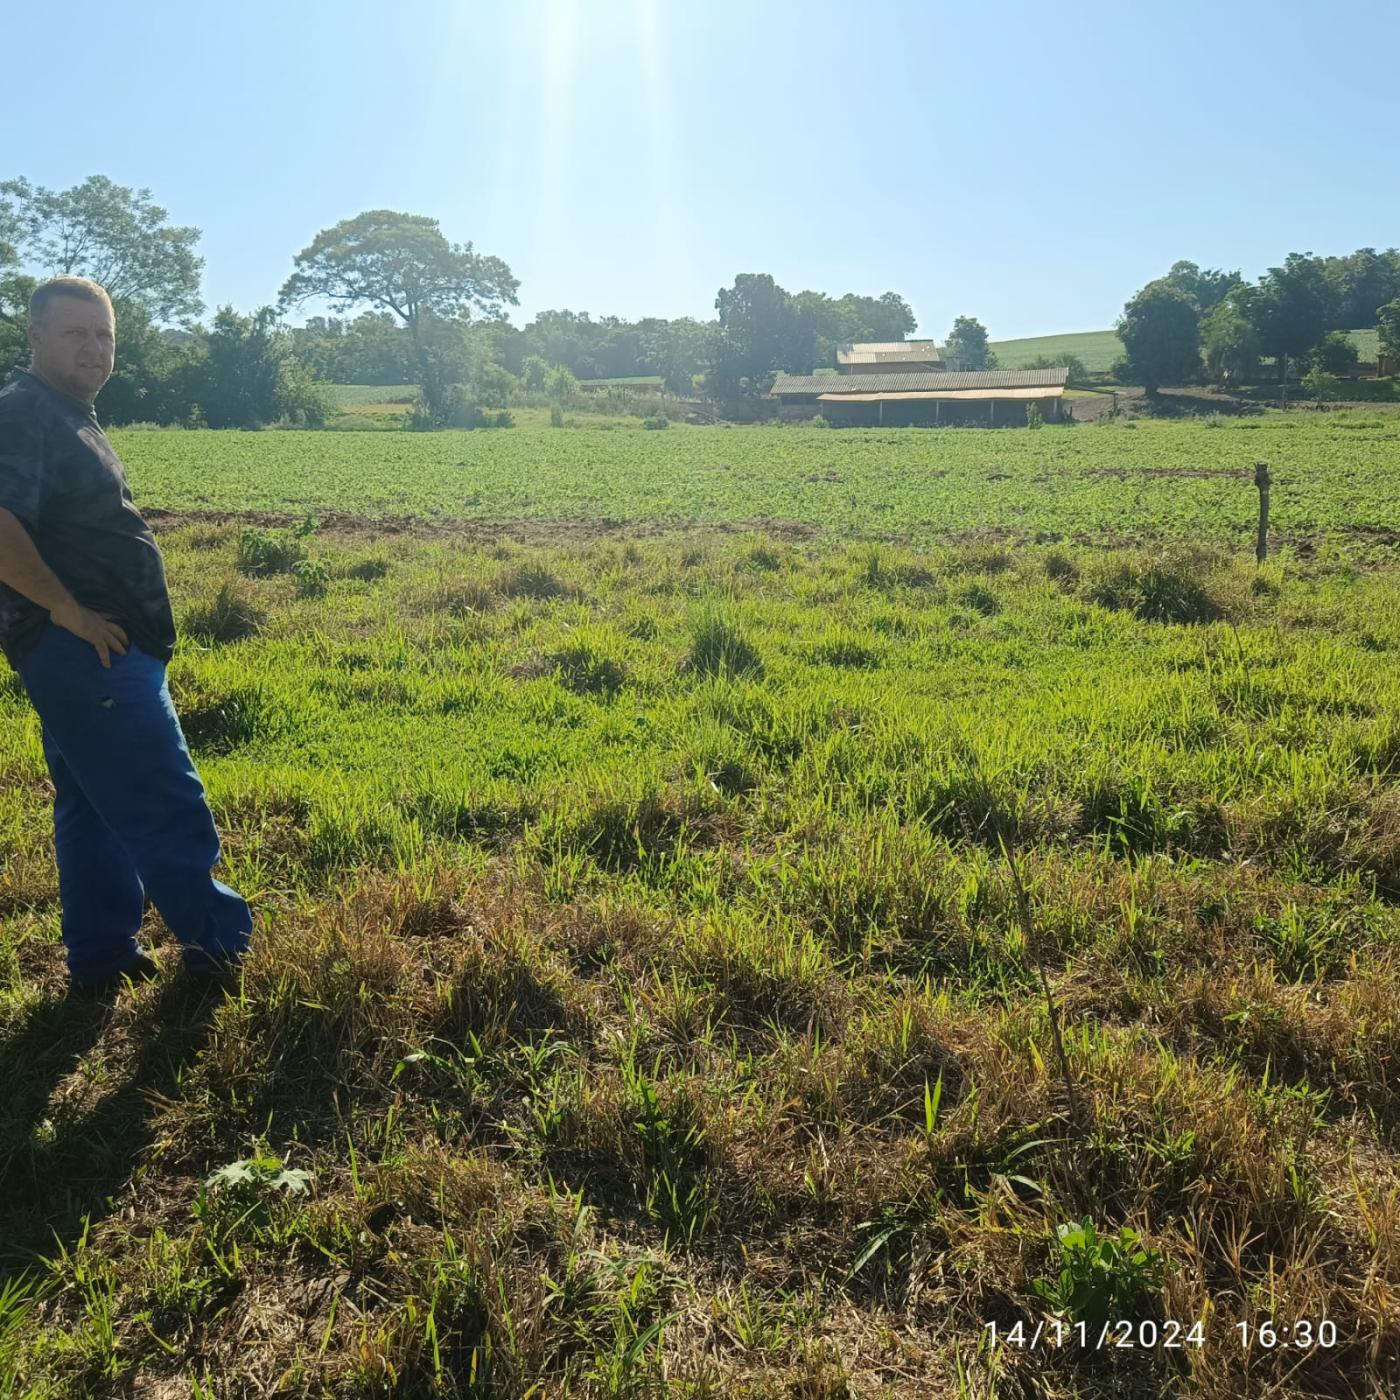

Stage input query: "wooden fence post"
[{"left": 1254, "top": 461, "right": 1271, "bottom": 564}]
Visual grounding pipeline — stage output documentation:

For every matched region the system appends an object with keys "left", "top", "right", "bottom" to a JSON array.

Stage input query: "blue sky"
[{"left": 9, "top": 0, "right": 1398, "bottom": 339}]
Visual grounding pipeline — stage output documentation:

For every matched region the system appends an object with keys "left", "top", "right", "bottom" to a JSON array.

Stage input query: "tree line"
[
  {"left": 6, "top": 175, "right": 1398, "bottom": 428},
  {"left": 1117, "top": 252, "right": 1400, "bottom": 395},
  {"left": 0, "top": 177, "right": 927, "bottom": 427}
]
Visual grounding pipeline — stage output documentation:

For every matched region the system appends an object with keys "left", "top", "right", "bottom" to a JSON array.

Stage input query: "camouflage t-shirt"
[{"left": 0, "top": 369, "right": 175, "bottom": 668}]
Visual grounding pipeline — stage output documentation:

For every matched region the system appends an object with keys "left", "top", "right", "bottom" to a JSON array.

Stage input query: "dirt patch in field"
[
  {"left": 143, "top": 508, "right": 823, "bottom": 546},
  {"left": 1342, "top": 524, "right": 1400, "bottom": 546},
  {"left": 1087, "top": 467, "right": 1247, "bottom": 480}
]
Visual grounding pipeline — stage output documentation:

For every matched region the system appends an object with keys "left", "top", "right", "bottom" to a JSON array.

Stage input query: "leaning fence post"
[{"left": 1254, "top": 461, "right": 1271, "bottom": 564}]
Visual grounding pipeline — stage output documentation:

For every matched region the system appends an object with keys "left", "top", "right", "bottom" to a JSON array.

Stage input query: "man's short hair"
[{"left": 29, "top": 276, "right": 115, "bottom": 326}]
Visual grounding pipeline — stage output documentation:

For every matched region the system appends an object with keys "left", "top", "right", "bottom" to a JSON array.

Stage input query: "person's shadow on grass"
[{"left": 0, "top": 974, "right": 222, "bottom": 1281}]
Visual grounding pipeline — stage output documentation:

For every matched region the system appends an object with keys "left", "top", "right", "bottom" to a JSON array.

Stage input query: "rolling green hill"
[
  {"left": 987, "top": 329, "right": 1124, "bottom": 372},
  {"left": 987, "top": 328, "right": 1381, "bottom": 375}
]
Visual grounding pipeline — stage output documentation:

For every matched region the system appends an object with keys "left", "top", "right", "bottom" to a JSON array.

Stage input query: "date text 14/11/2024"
[{"left": 985, "top": 1319, "right": 1340, "bottom": 1351}]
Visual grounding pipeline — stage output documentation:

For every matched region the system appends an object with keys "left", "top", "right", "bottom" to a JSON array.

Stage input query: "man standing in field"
[{"left": 0, "top": 277, "right": 252, "bottom": 993}]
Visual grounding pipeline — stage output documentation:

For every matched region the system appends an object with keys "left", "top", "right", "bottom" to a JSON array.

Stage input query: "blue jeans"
[{"left": 16, "top": 623, "right": 252, "bottom": 985}]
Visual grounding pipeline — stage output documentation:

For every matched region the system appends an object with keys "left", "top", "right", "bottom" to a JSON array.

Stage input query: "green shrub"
[
  {"left": 294, "top": 557, "right": 331, "bottom": 599},
  {"left": 1030, "top": 1221, "right": 1165, "bottom": 1329},
  {"left": 1022, "top": 352, "right": 1090, "bottom": 385},
  {"left": 1302, "top": 366, "right": 1342, "bottom": 403},
  {"left": 1305, "top": 330, "right": 1359, "bottom": 377},
  {"left": 236, "top": 527, "right": 306, "bottom": 577},
  {"left": 642, "top": 415, "right": 670, "bottom": 430}
]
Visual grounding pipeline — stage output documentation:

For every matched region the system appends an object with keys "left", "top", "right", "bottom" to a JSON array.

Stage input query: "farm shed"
[
  {"left": 769, "top": 367, "right": 1069, "bottom": 425},
  {"left": 835, "top": 340, "right": 944, "bottom": 374}
]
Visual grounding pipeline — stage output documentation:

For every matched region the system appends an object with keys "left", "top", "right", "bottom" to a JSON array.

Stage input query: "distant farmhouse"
[
  {"left": 770, "top": 340, "right": 1069, "bottom": 426},
  {"left": 835, "top": 340, "right": 943, "bottom": 373}
]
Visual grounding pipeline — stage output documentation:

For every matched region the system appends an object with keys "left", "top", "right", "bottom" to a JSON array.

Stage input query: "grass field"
[
  {"left": 4, "top": 417, "right": 1400, "bottom": 1396},
  {"left": 329, "top": 384, "right": 420, "bottom": 407},
  {"left": 987, "top": 331, "right": 1125, "bottom": 374},
  {"left": 1349, "top": 329, "right": 1380, "bottom": 362}
]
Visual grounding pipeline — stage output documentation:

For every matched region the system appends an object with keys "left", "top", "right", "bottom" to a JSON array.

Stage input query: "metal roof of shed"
[
  {"left": 836, "top": 340, "right": 943, "bottom": 365},
  {"left": 772, "top": 368, "right": 1068, "bottom": 395},
  {"left": 818, "top": 386, "right": 1064, "bottom": 403}
]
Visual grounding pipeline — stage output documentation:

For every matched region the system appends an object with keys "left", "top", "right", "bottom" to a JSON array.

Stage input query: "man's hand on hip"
[{"left": 49, "top": 601, "right": 129, "bottom": 669}]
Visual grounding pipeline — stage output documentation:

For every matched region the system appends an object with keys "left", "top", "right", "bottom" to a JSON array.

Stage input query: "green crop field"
[
  {"left": 4, "top": 416, "right": 1400, "bottom": 1396},
  {"left": 112, "top": 415, "right": 1400, "bottom": 560}
]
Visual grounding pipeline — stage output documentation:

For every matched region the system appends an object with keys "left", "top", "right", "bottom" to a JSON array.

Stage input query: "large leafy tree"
[
  {"left": 710, "top": 273, "right": 810, "bottom": 398},
  {"left": 1377, "top": 299, "right": 1400, "bottom": 368},
  {"left": 291, "top": 311, "right": 417, "bottom": 385},
  {"left": 522, "top": 309, "right": 600, "bottom": 376},
  {"left": 791, "top": 289, "right": 917, "bottom": 368},
  {"left": 1236, "top": 253, "right": 1339, "bottom": 381},
  {"left": 1163, "top": 260, "right": 1242, "bottom": 312},
  {"left": 191, "top": 307, "right": 330, "bottom": 430},
  {"left": 641, "top": 316, "right": 715, "bottom": 394},
  {"left": 943, "top": 316, "right": 996, "bottom": 371},
  {"left": 849, "top": 290, "right": 918, "bottom": 343},
  {"left": 1321, "top": 247, "right": 1400, "bottom": 329},
  {"left": 0, "top": 175, "right": 203, "bottom": 322},
  {"left": 97, "top": 303, "right": 202, "bottom": 425},
  {"left": 1200, "top": 298, "right": 1261, "bottom": 386},
  {"left": 0, "top": 261, "right": 27, "bottom": 377},
  {"left": 1116, "top": 280, "right": 1201, "bottom": 394},
  {"left": 279, "top": 210, "right": 518, "bottom": 423}
]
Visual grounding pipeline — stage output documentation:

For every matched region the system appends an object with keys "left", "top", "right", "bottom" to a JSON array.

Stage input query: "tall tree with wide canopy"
[
  {"left": 279, "top": 210, "right": 518, "bottom": 423},
  {"left": 0, "top": 200, "right": 25, "bottom": 372},
  {"left": 0, "top": 175, "right": 204, "bottom": 322},
  {"left": 1377, "top": 299, "right": 1400, "bottom": 368},
  {"left": 943, "top": 316, "right": 996, "bottom": 370},
  {"left": 791, "top": 289, "right": 918, "bottom": 368},
  {"left": 710, "top": 273, "right": 812, "bottom": 398},
  {"left": 1236, "top": 254, "right": 1339, "bottom": 381},
  {"left": 1116, "top": 280, "right": 1201, "bottom": 394},
  {"left": 1200, "top": 298, "right": 1261, "bottom": 386},
  {"left": 1322, "top": 247, "right": 1400, "bottom": 330},
  {"left": 1163, "top": 260, "right": 1242, "bottom": 312}
]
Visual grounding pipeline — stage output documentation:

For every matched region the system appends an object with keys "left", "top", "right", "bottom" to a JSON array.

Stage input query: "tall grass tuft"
[
  {"left": 1084, "top": 547, "right": 1231, "bottom": 624},
  {"left": 681, "top": 605, "right": 764, "bottom": 680},
  {"left": 183, "top": 580, "right": 266, "bottom": 644}
]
